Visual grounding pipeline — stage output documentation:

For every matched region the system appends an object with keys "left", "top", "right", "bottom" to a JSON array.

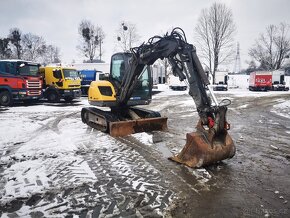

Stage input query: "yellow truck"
[{"left": 40, "top": 66, "right": 81, "bottom": 102}]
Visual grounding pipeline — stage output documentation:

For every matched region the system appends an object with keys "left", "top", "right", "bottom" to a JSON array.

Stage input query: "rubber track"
[{"left": 81, "top": 106, "right": 162, "bottom": 133}]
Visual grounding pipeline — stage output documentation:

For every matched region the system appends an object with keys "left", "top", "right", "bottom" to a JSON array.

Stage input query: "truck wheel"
[
  {"left": 47, "top": 91, "right": 60, "bottom": 103},
  {"left": 0, "top": 91, "right": 13, "bottom": 106},
  {"left": 64, "top": 96, "right": 73, "bottom": 103}
]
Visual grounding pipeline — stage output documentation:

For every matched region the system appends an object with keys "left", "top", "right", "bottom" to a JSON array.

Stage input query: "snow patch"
[
  {"left": 192, "top": 168, "right": 212, "bottom": 184},
  {"left": 1, "top": 159, "right": 50, "bottom": 201},
  {"left": 238, "top": 104, "right": 248, "bottom": 109},
  {"left": 132, "top": 132, "right": 153, "bottom": 145},
  {"left": 271, "top": 100, "right": 290, "bottom": 119}
]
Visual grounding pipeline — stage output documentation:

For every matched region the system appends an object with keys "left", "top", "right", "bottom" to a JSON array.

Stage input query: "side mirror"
[{"left": 53, "top": 69, "right": 62, "bottom": 79}]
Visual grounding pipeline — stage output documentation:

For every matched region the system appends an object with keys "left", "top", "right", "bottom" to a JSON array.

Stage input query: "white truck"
[
  {"left": 168, "top": 74, "right": 187, "bottom": 91},
  {"left": 271, "top": 70, "right": 289, "bottom": 91},
  {"left": 213, "top": 71, "right": 228, "bottom": 91}
]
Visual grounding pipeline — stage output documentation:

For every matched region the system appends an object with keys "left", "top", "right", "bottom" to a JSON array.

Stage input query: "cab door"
[{"left": 110, "top": 53, "right": 152, "bottom": 105}]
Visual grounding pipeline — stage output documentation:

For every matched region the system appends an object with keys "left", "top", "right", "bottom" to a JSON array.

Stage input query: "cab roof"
[{"left": 0, "top": 59, "right": 39, "bottom": 64}]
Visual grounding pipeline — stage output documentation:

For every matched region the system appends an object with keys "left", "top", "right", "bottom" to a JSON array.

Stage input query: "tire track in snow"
[{"left": 0, "top": 131, "right": 175, "bottom": 217}]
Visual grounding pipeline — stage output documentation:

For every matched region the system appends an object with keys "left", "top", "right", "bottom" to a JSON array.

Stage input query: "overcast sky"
[{"left": 1, "top": 0, "right": 290, "bottom": 70}]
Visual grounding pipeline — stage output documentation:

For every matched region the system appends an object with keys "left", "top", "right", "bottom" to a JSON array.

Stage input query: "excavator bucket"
[
  {"left": 169, "top": 121, "right": 236, "bottom": 168},
  {"left": 109, "top": 117, "right": 168, "bottom": 137}
]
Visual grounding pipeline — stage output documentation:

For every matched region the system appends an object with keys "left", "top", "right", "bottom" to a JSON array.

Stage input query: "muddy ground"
[{"left": 0, "top": 92, "right": 289, "bottom": 217}]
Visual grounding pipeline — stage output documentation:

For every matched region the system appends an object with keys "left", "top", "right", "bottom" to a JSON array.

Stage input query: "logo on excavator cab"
[{"left": 130, "top": 97, "right": 141, "bottom": 100}]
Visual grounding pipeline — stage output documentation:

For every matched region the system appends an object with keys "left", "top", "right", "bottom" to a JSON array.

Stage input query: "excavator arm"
[
  {"left": 116, "top": 28, "right": 229, "bottom": 136},
  {"left": 114, "top": 28, "right": 235, "bottom": 167}
]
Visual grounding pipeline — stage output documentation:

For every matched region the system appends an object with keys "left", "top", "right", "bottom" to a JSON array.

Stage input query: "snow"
[
  {"left": 226, "top": 88, "right": 289, "bottom": 97},
  {"left": 153, "top": 84, "right": 188, "bottom": 96},
  {"left": 132, "top": 132, "right": 153, "bottom": 145},
  {"left": 0, "top": 75, "right": 290, "bottom": 215},
  {"left": 271, "top": 100, "right": 290, "bottom": 119},
  {"left": 0, "top": 100, "right": 95, "bottom": 204},
  {"left": 3, "top": 159, "right": 50, "bottom": 199},
  {"left": 238, "top": 104, "right": 248, "bottom": 109}
]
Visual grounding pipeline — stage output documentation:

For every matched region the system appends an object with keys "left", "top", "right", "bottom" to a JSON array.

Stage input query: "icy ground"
[{"left": 0, "top": 84, "right": 290, "bottom": 217}]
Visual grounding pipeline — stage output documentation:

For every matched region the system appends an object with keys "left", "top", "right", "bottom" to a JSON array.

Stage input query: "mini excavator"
[{"left": 81, "top": 28, "right": 235, "bottom": 168}]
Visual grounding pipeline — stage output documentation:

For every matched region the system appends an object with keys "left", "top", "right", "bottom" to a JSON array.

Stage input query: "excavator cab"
[
  {"left": 109, "top": 53, "right": 152, "bottom": 106},
  {"left": 82, "top": 52, "right": 168, "bottom": 137},
  {"left": 87, "top": 53, "right": 151, "bottom": 108}
]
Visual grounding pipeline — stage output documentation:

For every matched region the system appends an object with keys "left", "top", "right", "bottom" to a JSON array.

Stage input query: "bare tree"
[
  {"left": 9, "top": 28, "right": 22, "bottom": 59},
  {"left": 21, "top": 33, "right": 46, "bottom": 61},
  {"left": 77, "top": 20, "right": 105, "bottom": 62},
  {"left": 195, "top": 2, "right": 236, "bottom": 83},
  {"left": 43, "top": 45, "right": 61, "bottom": 64},
  {"left": 249, "top": 23, "right": 290, "bottom": 70},
  {"left": 96, "top": 28, "right": 105, "bottom": 61},
  {"left": 0, "top": 38, "right": 12, "bottom": 59},
  {"left": 116, "top": 22, "right": 140, "bottom": 52}
]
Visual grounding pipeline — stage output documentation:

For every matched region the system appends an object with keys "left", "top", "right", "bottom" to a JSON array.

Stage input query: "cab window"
[
  {"left": 0, "top": 62, "right": 17, "bottom": 74},
  {"left": 63, "top": 69, "right": 79, "bottom": 79}
]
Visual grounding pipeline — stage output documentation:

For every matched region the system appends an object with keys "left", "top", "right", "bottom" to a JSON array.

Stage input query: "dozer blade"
[
  {"left": 169, "top": 123, "right": 235, "bottom": 168},
  {"left": 82, "top": 107, "right": 168, "bottom": 137},
  {"left": 109, "top": 117, "right": 168, "bottom": 137}
]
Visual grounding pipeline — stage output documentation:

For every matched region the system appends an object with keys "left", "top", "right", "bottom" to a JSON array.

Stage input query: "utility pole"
[{"left": 233, "top": 42, "right": 241, "bottom": 73}]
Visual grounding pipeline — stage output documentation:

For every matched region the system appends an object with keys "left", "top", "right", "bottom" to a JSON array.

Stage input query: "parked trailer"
[
  {"left": 249, "top": 71, "right": 272, "bottom": 91},
  {"left": 0, "top": 60, "right": 42, "bottom": 106},
  {"left": 271, "top": 70, "right": 289, "bottom": 91}
]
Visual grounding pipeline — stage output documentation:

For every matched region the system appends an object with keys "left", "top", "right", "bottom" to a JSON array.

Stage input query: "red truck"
[
  {"left": 0, "top": 60, "right": 42, "bottom": 106},
  {"left": 249, "top": 71, "right": 272, "bottom": 91}
]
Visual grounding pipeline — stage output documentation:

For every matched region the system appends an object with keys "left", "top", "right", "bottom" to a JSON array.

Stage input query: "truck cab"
[
  {"left": 271, "top": 70, "right": 289, "bottom": 91},
  {"left": 40, "top": 66, "right": 81, "bottom": 102},
  {"left": 0, "top": 60, "right": 42, "bottom": 106},
  {"left": 212, "top": 71, "right": 228, "bottom": 91}
]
